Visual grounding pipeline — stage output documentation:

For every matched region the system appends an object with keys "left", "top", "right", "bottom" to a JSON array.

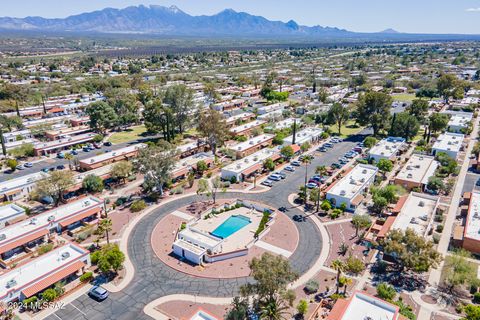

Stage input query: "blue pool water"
[{"left": 211, "top": 215, "right": 251, "bottom": 239}]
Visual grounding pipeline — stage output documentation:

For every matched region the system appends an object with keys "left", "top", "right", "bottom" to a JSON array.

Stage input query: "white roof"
[
  {"left": 283, "top": 127, "right": 323, "bottom": 145},
  {"left": 340, "top": 291, "right": 398, "bottom": 320},
  {"left": 395, "top": 154, "right": 439, "bottom": 185},
  {"left": 222, "top": 147, "right": 280, "bottom": 174},
  {"left": 230, "top": 134, "right": 274, "bottom": 152},
  {"left": 369, "top": 137, "right": 406, "bottom": 159},
  {"left": 2, "top": 129, "right": 31, "bottom": 139},
  {"left": 0, "top": 204, "right": 25, "bottom": 223},
  {"left": 34, "top": 133, "right": 97, "bottom": 151},
  {"left": 0, "top": 172, "right": 46, "bottom": 195},
  {"left": 266, "top": 118, "right": 299, "bottom": 130},
  {"left": 432, "top": 132, "right": 464, "bottom": 153},
  {"left": 176, "top": 141, "right": 205, "bottom": 154},
  {"left": 74, "top": 164, "right": 115, "bottom": 183},
  {"left": 172, "top": 152, "right": 214, "bottom": 175},
  {"left": 447, "top": 112, "right": 473, "bottom": 128},
  {"left": 0, "top": 197, "right": 102, "bottom": 247},
  {"left": 230, "top": 120, "right": 266, "bottom": 134},
  {"left": 80, "top": 144, "right": 146, "bottom": 166},
  {"left": 328, "top": 164, "right": 378, "bottom": 199},
  {"left": 391, "top": 193, "right": 438, "bottom": 236},
  {"left": 0, "top": 243, "right": 87, "bottom": 300},
  {"left": 225, "top": 112, "right": 254, "bottom": 124},
  {"left": 45, "top": 125, "right": 90, "bottom": 137},
  {"left": 465, "top": 190, "right": 480, "bottom": 241}
]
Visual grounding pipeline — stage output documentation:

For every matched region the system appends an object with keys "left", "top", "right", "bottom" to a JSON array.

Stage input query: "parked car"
[
  {"left": 318, "top": 147, "right": 328, "bottom": 152},
  {"left": 89, "top": 286, "right": 109, "bottom": 301},
  {"left": 308, "top": 180, "right": 320, "bottom": 186},
  {"left": 93, "top": 143, "right": 101, "bottom": 149},
  {"left": 24, "top": 162, "right": 33, "bottom": 168},
  {"left": 41, "top": 168, "right": 49, "bottom": 173},
  {"left": 284, "top": 165, "right": 295, "bottom": 172},
  {"left": 49, "top": 167, "right": 56, "bottom": 171},
  {"left": 306, "top": 182, "right": 318, "bottom": 189},
  {"left": 56, "top": 152, "right": 65, "bottom": 159},
  {"left": 261, "top": 180, "right": 273, "bottom": 187},
  {"left": 324, "top": 143, "right": 334, "bottom": 148},
  {"left": 291, "top": 160, "right": 301, "bottom": 167},
  {"left": 476, "top": 178, "right": 480, "bottom": 187},
  {"left": 331, "top": 163, "right": 341, "bottom": 169},
  {"left": 15, "top": 165, "right": 24, "bottom": 170},
  {"left": 339, "top": 158, "right": 348, "bottom": 164},
  {"left": 103, "top": 141, "right": 112, "bottom": 147},
  {"left": 274, "top": 171, "right": 287, "bottom": 179},
  {"left": 56, "top": 165, "right": 65, "bottom": 170},
  {"left": 268, "top": 174, "right": 282, "bottom": 181},
  {"left": 70, "top": 149, "right": 78, "bottom": 155},
  {"left": 83, "top": 147, "right": 91, "bottom": 152}
]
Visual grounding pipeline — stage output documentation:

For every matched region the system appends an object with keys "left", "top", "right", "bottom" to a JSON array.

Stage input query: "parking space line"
[
  {"left": 70, "top": 303, "right": 86, "bottom": 316},
  {"left": 52, "top": 313, "right": 62, "bottom": 320}
]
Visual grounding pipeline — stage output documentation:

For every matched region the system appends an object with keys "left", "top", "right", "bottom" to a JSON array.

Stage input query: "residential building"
[
  {"left": 0, "top": 243, "right": 90, "bottom": 303},
  {"left": 325, "top": 164, "right": 378, "bottom": 211},
  {"left": 33, "top": 133, "right": 97, "bottom": 156},
  {"left": 0, "top": 172, "right": 46, "bottom": 202},
  {"left": 228, "top": 134, "right": 274, "bottom": 158},
  {"left": 225, "top": 112, "right": 255, "bottom": 127},
  {"left": 229, "top": 120, "right": 266, "bottom": 137},
  {"left": 221, "top": 147, "right": 280, "bottom": 182},
  {"left": 327, "top": 291, "right": 400, "bottom": 320},
  {"left": 0, "top": 196, "right": 103, "bottom": 261},
  {"left": 394, "top": 154, "right": 439, "bottom": 191},
  {"left": 432, "top": 132, "right": 464, "bottom": 159},
  {"left": 368, "top": 137, "right": 406, "bottom": 162},
  {"left": 172, "top": 152, "right": 215, "bottom": 180},
  {"left": 282, "top": 127, "right": 323, "bottom": 146},
  {"left": 0, "top": 204, "right": 26, "bottom": 228},
  {"left": 45, "top": 125, "right": 91, "bottom": 140},
  {"left": 446, "top": 111, "right": 473, "bottom": 133},
  {"left": 2, "top": 130, "right": 32, "bottom": 144},
  {"left": 461, "top": 190, "right": 480, "bottom": 254},
  {"left": 79, "top": 144, "right": 146, "bottom": 170}
]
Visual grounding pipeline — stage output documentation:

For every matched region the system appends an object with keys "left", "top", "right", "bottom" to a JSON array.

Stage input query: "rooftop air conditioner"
[
  {"left": 0, "top": 234, "right": 6, "bottom": 241},
  {"left": 362, "top": 169, "right": 367, "bottom": 174},
  {"left": 6, "top": 279, "right": 17, "bottom": 288},
  {"left": 419, "top": 201, "right": 425, "bottom": 207},
  {"left": 340, "top": 190, "right": 346, "bottom": 196},
  {"left": 61, "top": 252, "right": 70, "bottom": 259}
]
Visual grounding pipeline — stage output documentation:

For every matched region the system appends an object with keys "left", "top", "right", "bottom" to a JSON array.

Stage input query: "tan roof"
[
  {"left": 58, "top": 207, "right": 101, "bottom": 228},
  {"left": 0, "top": 229, "right": 49, "bottom": 255}
]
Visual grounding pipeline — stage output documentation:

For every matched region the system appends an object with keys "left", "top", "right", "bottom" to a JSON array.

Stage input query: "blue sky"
[{"left": 2, "top": 0, "right": 480, "bottom": 34}]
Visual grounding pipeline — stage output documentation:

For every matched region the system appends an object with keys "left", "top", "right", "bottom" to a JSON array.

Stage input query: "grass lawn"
[
  {"left": 330, "top": 120, "right": 364, "bottom": 138},
  {"left": 391, "top": 93, "right": 416, "bottom": 102},
  {"left": 412, "top": 127, "right": 426, "bottom": 142},
  {"left": 107, "top": 125, "right": 147, "bottom": 144}
]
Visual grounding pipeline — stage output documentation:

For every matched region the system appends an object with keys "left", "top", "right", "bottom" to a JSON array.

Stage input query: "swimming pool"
[{"left": 211, "top": 215, "right": 251, "bottom": 239}]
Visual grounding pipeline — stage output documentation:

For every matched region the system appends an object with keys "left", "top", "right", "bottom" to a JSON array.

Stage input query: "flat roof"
[
  {"left": 391, "top": 192, "right": 438, "bottom": 236},
  {"left": 172, "top": 152, "right": 214, "bottom": 175},
  {"left": 34, "top": 133, "right": 97, "bottom": 151},
  {"left": 0, "top": 197, "right": 102, "bottom": 248},
  {"left": 230, "top": 134, "right": 274, "bottom": 152},
  {"left": 79, "top": 144, "right": 146, "bottom": 166},
  {"left": 173, "top": 239, "right": 207, "bottom": 255},
  {"left": 230, "top": 120, "right": 266, "bottom": 134},
  {"left": 0, "top": 172, "right": 46, "bottom": 195},
  {"left": 327, "top": 164, "right": 378, "bottom": 199},
  {"left": 339, "top": 291, "right": 398, "bottom": 320},
  {"left": 0, "top": 204, "right": 25, "bottom": 222},
  {"left": 369, "top": 137, "right": 405, "bottom": 159},
  {"left": 45, "top": 125, "right": 90, "bottom": 137},
  {"left": 222, "top": 147, "right": 280, "bottom": 174},
  {"left": 2, "top": 129, "right": 31, "bottom": 139},
  {"left": 395, "top": 154, "right": 439, "bottom": 185},
  {"left": 225, "top": 112, "right": 254, "bottom": 124},
  {"left": 176, "top": 141, "right": 206, "bottom": 154},
  {"left": 74, "top": 164, "right": 115, "bottom": 183},
  {"left": 432, "top": 132, "right": 464, "bottom": 153},
  {"left": 178, "top": 228, "right": 221, "bottom": 248},
  {"left": 283, "top": 127, "right": 323, "bottom": 145},
  {"left": 447, "top": 112, "right": 473, "bottom": 128},
  {"left": 266, "top": 118, "right": 300, "bottom": 130},
  {"left": 0, "top": 243, "right": 88, "bottom": 300},
  {"left": 465, "top": 190, "right": 480, "bottom": 241}
]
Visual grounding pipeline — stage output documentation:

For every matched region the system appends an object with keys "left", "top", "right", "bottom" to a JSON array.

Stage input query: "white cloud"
[{"left": 466, "top": 7, "right": 480, "bottom": 12}]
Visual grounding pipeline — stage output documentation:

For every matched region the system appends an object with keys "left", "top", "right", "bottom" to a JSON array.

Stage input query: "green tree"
[
  {"left": 86, "top": 101, "right": 118, "bottom": 134},
  {"left": 263, "top": 158, "right": 275, "bottom": 171},
  {"left": 437, "top": 74, "right": 458, "bottom": 103},
  {"left": 198, "top": 109, "right": 228, "bottom": 155},
  {"left": 321, "top": 200, "right": 332, "bottom": 212},
  {"left": 6, "top": 158, "right": 17, "bottom": 171},
  {"left": 280, "top": 145, "right": 294, "bottom": 159},
  {"left": 136, "top": 142, "right": 177, "bottom": 195},
  {"left": 226, "top": 297, "right": 249, "bottom": 320},
  {"left": 351, "top": 214, "right": 372, "bottom": 237},
  {"left": 196, "top": 176, "right": 225, "bottom": 204},
  {"left": 427, "top": 113, "right": 449, "bottom": 142},
  {"left": 376, "top": 282, "right": 397, "bottom": 301},
  {"left": 97, "top": 218, "right": 112, "bottom": 245},
  {"left": 377, "top": 159, "right": 394, "bottom": 177},
  {"left": 331, "top": 259, "right": 345, "bottom": 294},
  {"left": 95, "top": 244, "right": 125, "bottom": 275},
  {"left": 443, "top": 249, "right": 478, "bottom": 294},
  {"left": 462, "top": 304, "right": 480, "bottom": 320},
  {"left": 329, "top": 102, "right": 350, "bottom": 135},
  {"left": 111, "top": 161, "right": 133, "bottom": 184},
  {"left": 34, "top": 171, "right": 75, "bottom": 206},
  {"left": 41, "top": 288, "right": 58, "bottom": 302},
  {"left": 196, "top": 160, "right": 208, "bottom": 175},
  {"left": 381, "top": 228, "right": 442, "bottom": 273},
  {"left": 427, "top": 176, "right": 444, "bottom": 193},
  {"left": 82, "top": 174, "right": 104, "bottom": 194},
  {"left": 356, "top": 92, "right": 392, "bottom": 137},
  {"left": 9, "top": 143, "right": 34, "bottom": 158},
  {"left": 363, "top": 136, "right": 377, "bottom": 149},
  {"left": 163, "top": 84, "right": 194, "bottom": 133},
  {"left": 296, "top": 300, "right": 308, "bottom": 318},
  {"left": 407, "top": 99, "right": 429, "bottom": 122},
  {"left": 344, "top": 256, "right": 366, "bottom": 275},
  {"left": 389, "top": 112, "right": 420, "bottom": 141}
]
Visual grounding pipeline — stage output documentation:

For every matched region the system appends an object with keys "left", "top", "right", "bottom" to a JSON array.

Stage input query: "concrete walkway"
[{"left": 255, "top": 240, "right": 293, "bottom": 258}]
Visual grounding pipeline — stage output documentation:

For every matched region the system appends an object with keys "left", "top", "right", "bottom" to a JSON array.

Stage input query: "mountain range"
[
  {"left": 0, "top": 5, "right": 354, "bottom": 37},
  {"left": 0, "top": 5, "right": 477, "bottom": 41}
]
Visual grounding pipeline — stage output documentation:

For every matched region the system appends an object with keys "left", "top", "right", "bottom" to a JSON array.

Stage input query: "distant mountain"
[
  {"left": 0, "top": 5, "right": 353, "bottom": 37},
  {"left": 380, "top": 28, "right": 400, "bottom": 34}
]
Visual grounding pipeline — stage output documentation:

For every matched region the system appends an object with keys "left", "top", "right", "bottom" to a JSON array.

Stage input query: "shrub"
[
  {"left": 433, "top": 234, "right": 441, "bottom": 244},
  {"left": 80, "top": 271, "right": 93, "bottom": 283},
  {"left": 42, "top": 288, "right": 58, "bottom": 302},
  {"left": 376, "top": 282, "right": 396, "bottom": 300},
  {"left": 38, "top": 243, "right": 54, "bottom": 255},
  {"left": 436, "top": 224, "right": 444, "bottom": 233},
  {"left": 230, "top": 176, "right": 237, "bottom": 184},
  {"left": 304, "top": 280, "right": 319, "bottom": 294},
  {"left": 474, "top": 292, "right": 480, "bottom": 304},
  {"left": 254, "top": 211, "right": 270, "bottom": 237},
  {"left": 171, "top": 186, "right": 184, "bottom": 195},
  {"left": 130, "top": 200, "right": 146, "bottom": 212}
]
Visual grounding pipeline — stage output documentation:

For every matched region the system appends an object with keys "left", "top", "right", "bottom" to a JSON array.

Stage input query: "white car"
[
  {"left": 284, "top": 165, "right": 295, "bottom": 172},
  {"left": 268, "top": 174, "right": 282, "bottom": 181},
  {"left": 261, "top": 180, "right": 273, "bottom": 187}
]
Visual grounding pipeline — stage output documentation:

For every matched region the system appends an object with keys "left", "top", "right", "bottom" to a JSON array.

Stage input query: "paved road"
[
  {"left": 45, "top": 130, "right": 369, "bottom": 320},
  {"left": 0, "top": 134, "right": 162, "bottom": 183}
]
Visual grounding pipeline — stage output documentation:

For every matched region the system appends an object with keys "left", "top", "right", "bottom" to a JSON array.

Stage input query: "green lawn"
[
  {"left": 107, "top": 125, "right": 147, "bottom": 144},
  {"left": 391, "top": 93, "right": 416, "bottom": 102},
  {"left": 330, "top": 120, "right": 364, "bottom": 138}
]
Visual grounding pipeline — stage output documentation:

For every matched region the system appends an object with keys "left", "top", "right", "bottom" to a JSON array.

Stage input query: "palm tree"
[
  {"left": 301, "top": 155, "right": 313, "bottom": 191},
  {"left": 340, "top": 276, "right": 353, "bottom": 295},
  {"left": 64, "top": 153, "right": 73, "bottom": 170},
  {"left": 331, "top": 259, "right": 345, "bottom": 294},
  {"left": 97, "top": 218, "right": 112, "bottom": 245},
  {"left": 259, "top": 296, "right": 290, "bottom": 320},
  {"left": 315, "top": 165, "right": 327, "bottom": 176}
]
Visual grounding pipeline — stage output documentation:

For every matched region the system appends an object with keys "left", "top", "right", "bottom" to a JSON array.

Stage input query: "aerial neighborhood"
[{"left": 0, "top": 3, "right": 479, "bottom": 320}]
